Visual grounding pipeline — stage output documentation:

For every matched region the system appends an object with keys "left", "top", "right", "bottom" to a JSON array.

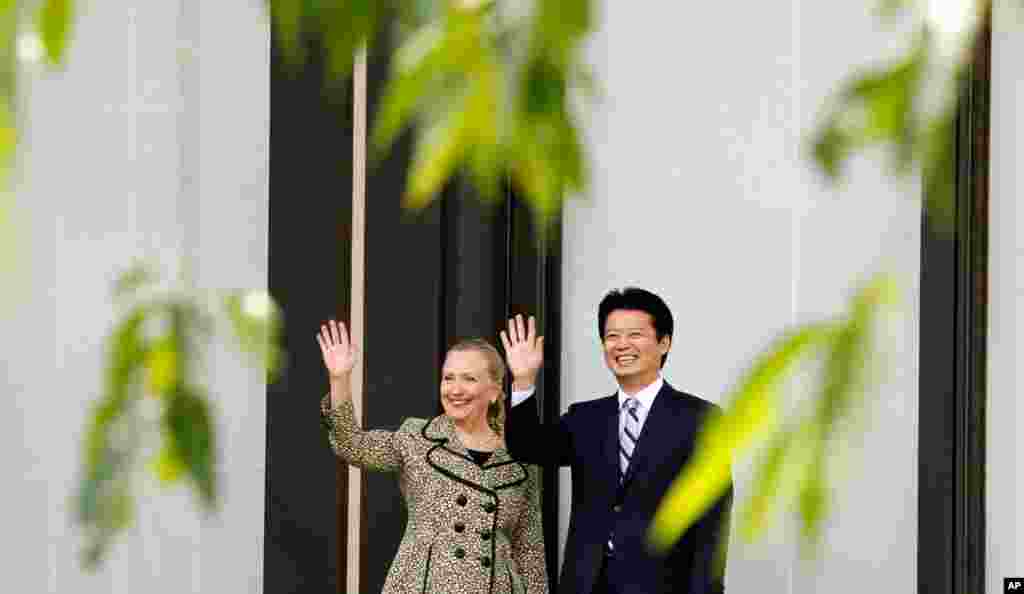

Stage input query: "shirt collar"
[{"left": 618, "top": 375, "right": 664, "bottom": 411}]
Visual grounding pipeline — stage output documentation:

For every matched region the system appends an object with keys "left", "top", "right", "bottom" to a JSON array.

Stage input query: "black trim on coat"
[
  {"left": 419, "top": 415, "right": 533, "bottom": 594},
  {"left": 421, "top": 416, "right": 529, "bottom": 491},
  {"left": 422, "top": 542, "right": 434, "bottom": 593}
]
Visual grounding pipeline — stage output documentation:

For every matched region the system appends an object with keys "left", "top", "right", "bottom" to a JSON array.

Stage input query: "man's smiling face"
[{"left": 602, "top": 309, "right": 670, "bottom": 390}]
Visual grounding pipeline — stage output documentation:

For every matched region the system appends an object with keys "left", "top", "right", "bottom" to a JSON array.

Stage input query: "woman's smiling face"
[{"left": 440, "top": 349, "right": 498, "bottom": 427}]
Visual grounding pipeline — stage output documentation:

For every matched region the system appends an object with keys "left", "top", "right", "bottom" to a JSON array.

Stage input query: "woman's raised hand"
[
  {"left": 317, "top": 319, "right": 358, "bottom": 380},
  {"left": 500, "top": 314, "right": 544, "bottom": 389}
]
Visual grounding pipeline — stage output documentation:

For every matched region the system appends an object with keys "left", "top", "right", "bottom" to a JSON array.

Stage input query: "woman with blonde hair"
[{"left": 317, "top": 319, "right": 548, "bottom": 593}]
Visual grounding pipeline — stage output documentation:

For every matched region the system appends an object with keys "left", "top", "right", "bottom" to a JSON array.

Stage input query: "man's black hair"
[{"left": 597, "top": 287, "right": 673, "bottom": 367}]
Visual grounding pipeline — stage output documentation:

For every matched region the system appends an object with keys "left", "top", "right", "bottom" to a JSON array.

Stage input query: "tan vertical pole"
[{"left": 348, "top": 45, "right": 368, "bottom": 594}]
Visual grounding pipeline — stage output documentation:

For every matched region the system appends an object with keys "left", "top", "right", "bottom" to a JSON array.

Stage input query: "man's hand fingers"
[
  {"left": 527, "top": 316, "right": 536, "bottom": 344},
  {"left": 500, "top": 330, "right": 512, "bottom": 353},
  {"left": 515, "top": 314, "right": 525, "bottom": 343}
]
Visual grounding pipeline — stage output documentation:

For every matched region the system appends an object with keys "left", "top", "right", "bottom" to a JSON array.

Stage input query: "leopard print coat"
[{"left": 321, "top": 397, "right": 549, "bottom": 593}]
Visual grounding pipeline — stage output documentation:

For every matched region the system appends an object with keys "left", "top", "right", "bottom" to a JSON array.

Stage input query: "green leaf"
[
  {"left": 647, "top": 323, "right": 832, "bottom": 551},
  {"left": 268, "top": 0, "right": 306, "bottom": 64},
  {"left": 371, "top": 22, "right": 447, "bottom": 155},
  {"left": 150, "top": 444, "right": 187, "bottom": 485},
  {"left": 320, "top": 0, "right": 380, "bottom": 80},
  {"left": 809, "top": 38, "right": 925, "bottom": 182},
  {"left": 404, "top": 87, "right": 473, "bottom": 207},
  {"left": 145, "top": 335, "right": 179, "bottom": 397},
  {"left": 816, "top": 275, "right": 897, "bottom": 428},
  {"left": 79, "top": 478, "right": 134, "bottom": 571},
  {"left": 85, "top": 307, "right": 147, "bottom": 469},
  {"left": 0, "top": 192, "right": 18, "bottom": 289},
  {"left": 224, "top": 290, "right": 283, "bottom": 381},
  {"left": 811, "top": 126, "right": 849, "bottom": 181},
  {"left": 164, "top": 386, "right": 217, "bottom": 509},
  {"left": 36, "top": 0, "right": 74, "bottom": 65},
  {"left": 74, "top": 299, "right": 150, "bottom": 570},
  {"left": 797, "top": 452, "right": 828, "bottom": 548},
  {"left": 921, "top": 105, "right": 957, "bottom": 230},
  {"left": 533, "top": 0, "right": 591, "bottom": 56},
  {"left": 0, "top": 103, "right": 15, "bottom": 166},
  {"left": 738, "top": 429, "right": 794, "bottom": 540}
]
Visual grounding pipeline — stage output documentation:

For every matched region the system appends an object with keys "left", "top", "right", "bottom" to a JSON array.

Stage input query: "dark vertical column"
[
  {"left": 266, "top": 37, "right": 353, "bottom": 594},
  {"left": 953, "top": 16, "right": 989, "bottom": 594},
  {"left": 443, "top": 182, "right": 509, "bottom": 344},
  {"left": 505, "top": 195, "right": 562, "bottom": 592},
  {"left": 917, "top": 13, "right": 989, "bottom": 594},
  {"left": 918, "top": 152, "right": 956, "bottom": 594}
]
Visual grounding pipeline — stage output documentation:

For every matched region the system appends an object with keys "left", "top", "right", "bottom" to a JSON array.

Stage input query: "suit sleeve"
[
  {"left": 505, "top": 394, "right": 573, "bottom": 467},
  {"left": 320, "top": 395, "right": 404, "bottom": 472},
  {"left": 511, "top": 464, "right": 549, "bottom": 593}
]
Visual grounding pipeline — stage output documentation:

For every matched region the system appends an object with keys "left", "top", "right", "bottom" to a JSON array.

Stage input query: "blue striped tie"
[{"left": 620, "top": 397, "right": 640, "bottom": 480}]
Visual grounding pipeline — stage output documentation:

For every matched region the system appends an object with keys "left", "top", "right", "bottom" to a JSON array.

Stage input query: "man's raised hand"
[{"left": 500, "top": 314, "right": 544, "bottom": 391}]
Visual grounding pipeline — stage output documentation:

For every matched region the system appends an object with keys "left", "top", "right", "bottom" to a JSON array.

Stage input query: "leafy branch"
[
  {"left": 648, "top": 274, "right": 900, "bottom": 554},
  {"left": 75, "top": 266, "right": 281, "bottom": 569},
  {"left": 0, "top": 0, "right": 1008, "bottom": 571},
  {"left": 269, "top": 0, "right": 592, "bottom": 220},
  {"left": 0, "top": 0, "right": 75, "bottom": 178},
  {"left": 812, "top": 0, "right": 989, "bottom": 225},
  {"left": 648, "top": 0, "right": 995, "bottom": 555}
]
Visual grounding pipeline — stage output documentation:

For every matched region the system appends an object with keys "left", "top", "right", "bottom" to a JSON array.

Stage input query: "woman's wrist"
[
  {"left": 329, "top": 371, "right": 352, "bottom": 385},
  {"left": 329, "top": 373, "right": 353, "bottom": 405}
]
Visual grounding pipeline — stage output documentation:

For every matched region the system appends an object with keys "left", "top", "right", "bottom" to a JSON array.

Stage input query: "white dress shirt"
[{"left": 512, "top": 376, "right": 666, "bottom": 553}]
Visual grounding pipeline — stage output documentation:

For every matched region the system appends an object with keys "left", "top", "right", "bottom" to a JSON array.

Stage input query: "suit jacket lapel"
[
  {"left": 621, "top": 383, "right": 692, "bottom": 489},
  {"left": 602, "top": 394, "right": 622, "bottom": 488}
]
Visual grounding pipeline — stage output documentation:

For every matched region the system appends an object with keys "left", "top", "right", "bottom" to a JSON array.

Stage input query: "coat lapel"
[
  {"left": 480, "top": 449, "right": 529, "bottom": 490},
  {"left": 421, "top": 415, "right": 528, "bottom": 492}
]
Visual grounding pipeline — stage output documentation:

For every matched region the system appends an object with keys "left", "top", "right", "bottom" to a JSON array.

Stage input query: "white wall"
[
  {"left": 988, "top": 1, "right": 1024, "bottom": 591},
  {"left": 0, "top": 1, "right": 269, "bottom": 591},
  {"left": 561, "top": 1, "right": 920, "bottom": 592}
]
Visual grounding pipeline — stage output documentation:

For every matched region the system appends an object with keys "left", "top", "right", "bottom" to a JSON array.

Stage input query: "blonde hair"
[{"left": 447, "top": 338, "right": 507, "bottom": 435}]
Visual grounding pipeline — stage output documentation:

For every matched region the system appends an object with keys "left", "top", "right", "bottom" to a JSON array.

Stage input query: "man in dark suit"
[{"left": 501, "top": 288, "right": 731, "bottom": 594}]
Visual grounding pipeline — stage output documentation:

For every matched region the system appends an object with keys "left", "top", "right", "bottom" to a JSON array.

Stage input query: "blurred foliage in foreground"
[
  {"left": 648, "top": 0, "right": 995, "bottom": 555},
  {"left": 265, "top": 0, "right": 993, "bottom": 229},
  {"left": 0, "top": 0, "right": 75, "bottom": 178},
  {"left": 75, "top": 266, "right": 281, "bottom": 569},
  {"left": 811, "top": 0, "right": 990, "bottom": 226},
  {"left": 0, "top": 0, "right": 1005, "bottom": 572},
  {"left": 648, "top": 274, "right": 899, "bottom": 555},
  {"left": 269, "top": 0, "right": 593, "bottom": 219}
]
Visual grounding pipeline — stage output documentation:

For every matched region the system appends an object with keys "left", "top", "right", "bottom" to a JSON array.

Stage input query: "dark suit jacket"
[{"left": 507, "top": 382, "right": 731, "bottom": 594}]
